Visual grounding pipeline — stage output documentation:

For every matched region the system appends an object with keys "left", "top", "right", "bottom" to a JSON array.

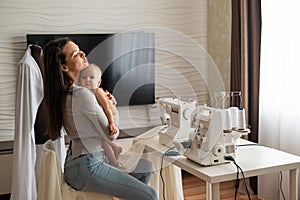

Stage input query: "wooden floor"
[{"left": 182, "top": 171, "right": 260, "bottom": 200}]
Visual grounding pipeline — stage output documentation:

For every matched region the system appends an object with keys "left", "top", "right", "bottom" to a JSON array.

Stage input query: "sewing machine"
[
  {"left": 182, "top": 105, "right": 250, "bottom": 166},
  {"left": 158, "top": 98, "right": 197, "bottom": 148}
]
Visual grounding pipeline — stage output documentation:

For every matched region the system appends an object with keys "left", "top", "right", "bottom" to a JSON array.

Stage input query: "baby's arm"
[
  {"left": 104, "top": 90, "right": 118, "bottom": 115},
  {"left": 94, "top": 88, "right": 118, "bottom": 136}
]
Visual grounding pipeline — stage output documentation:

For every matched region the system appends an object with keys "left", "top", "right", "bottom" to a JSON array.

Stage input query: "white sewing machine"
[
  {"left": 158, "top": 98, "right": 197, "bottom": 148},
  {"left": 182, "top": 105, "right": 250, "bottom": 166}
]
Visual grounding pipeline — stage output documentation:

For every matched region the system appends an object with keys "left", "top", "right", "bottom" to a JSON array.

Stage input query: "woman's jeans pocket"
[
  {"left": 64, "top": 155, "right": 88, "bottom": 190},
  {"left": 64, "top": 152, "right": 106, "bottom": 190}
]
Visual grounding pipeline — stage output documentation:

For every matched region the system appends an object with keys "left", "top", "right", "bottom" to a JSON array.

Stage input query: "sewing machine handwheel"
[{"left": 212, "top": 144, "right": 225, "bottom": 156}]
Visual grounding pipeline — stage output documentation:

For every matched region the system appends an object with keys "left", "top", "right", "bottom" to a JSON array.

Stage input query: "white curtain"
[{"left": 259, "top": 1, "right": 300, "bottom": 199}]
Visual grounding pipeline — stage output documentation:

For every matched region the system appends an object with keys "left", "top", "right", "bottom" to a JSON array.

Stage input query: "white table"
[{"left": 145, "top": 136, "right": 300, "bottom": 200}]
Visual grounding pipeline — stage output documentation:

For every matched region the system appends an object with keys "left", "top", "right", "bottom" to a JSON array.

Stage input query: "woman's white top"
[{"left": 64, "top": 85, "right": 111, "bottom": 158}]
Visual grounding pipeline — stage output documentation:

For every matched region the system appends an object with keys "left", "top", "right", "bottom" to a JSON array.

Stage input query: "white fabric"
[
  {"left": 54, "top": 134, "right": 67, "bottom": 172},
  {"left": 118, "top": 126, "right": 164, "bottom": 172},
  {"left": 259, "top": 1, "right": 300, "bottom": 199},
  {"left": 119, "top": 126, "right": 184, "bottom": 200},
  {"left": 11, "top": 46, "right": 66, "bottom": 200},
  {"left": 35, "top": 139, "right": 66, "bottom": 185},
  {"left": 37, "top": 141, "right": 62, "bottom": 200},
  {"left": 38, "top": 140, "right": 114, "bottom": 200},
  {"left": 11, "top": 46, "right": 44, "bottom": 200},
  {"left": 147, "top": 149, "right": 184, "bottom": 200}
]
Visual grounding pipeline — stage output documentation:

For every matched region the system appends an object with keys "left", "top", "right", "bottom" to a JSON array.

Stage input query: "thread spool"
[
  {"left": 238, "top": 108, "right": 246, "bottom": 130},
  {"left": 223, "top": 109, "right": 232, "bottom": 132},
  {"left": 229, "top": 107, "right": 238, "bottom": 130}
]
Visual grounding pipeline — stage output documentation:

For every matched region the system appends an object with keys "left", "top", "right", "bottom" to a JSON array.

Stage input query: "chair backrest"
[
  {"left": 38, "top": 140, "right": 114, "bottom": 200},
  {"left": 37, "top": 140, "right": 63, "bottom": 200}
]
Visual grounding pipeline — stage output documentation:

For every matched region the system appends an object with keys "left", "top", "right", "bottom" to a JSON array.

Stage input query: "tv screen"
[{"left": 26, "top": 33, "right": 155, "bottom": 106}]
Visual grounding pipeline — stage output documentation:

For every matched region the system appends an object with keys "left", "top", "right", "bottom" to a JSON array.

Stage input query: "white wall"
[
  {"left": 0, "top": 0, "right": 209, "bottom": 139},
  {"left": 207, "top": 0, "right": 232, "bottom": 92}
]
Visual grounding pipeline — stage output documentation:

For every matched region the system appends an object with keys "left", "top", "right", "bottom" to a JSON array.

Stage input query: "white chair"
[{"left": 37, "top": 139, "right": 114, "bottom": 200}]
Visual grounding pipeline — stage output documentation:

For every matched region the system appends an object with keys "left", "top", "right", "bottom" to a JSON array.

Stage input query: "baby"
[{"left": 78, "top": 63, "right": 122, "bottom": 167}]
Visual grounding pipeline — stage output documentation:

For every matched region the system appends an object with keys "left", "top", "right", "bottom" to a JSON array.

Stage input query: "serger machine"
[
  {"left": 181, "top": 105, "right": 250, "bottom": 166},
  {"left": 158, "top": 98, "right": 197, "bottom": 148}
]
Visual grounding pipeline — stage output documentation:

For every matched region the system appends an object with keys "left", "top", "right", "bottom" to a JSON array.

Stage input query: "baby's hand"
[
  {"left": 109, "top": 123, "right": 118, "bottom": 136},
  {"left": 105, "top": 90, "right": 113, "bottom": 99},
  {"left": 105, "top": 90, "right": 117, "bottom": 106}
]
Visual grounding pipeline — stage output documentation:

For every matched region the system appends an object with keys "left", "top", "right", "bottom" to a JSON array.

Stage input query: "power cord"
[
  {"left": 236, "top": 144, "right": 287, "bottom": 199},
  {"left": 224, "top": 155, "right": 251, "bottom": 200},
  {"left": 160, "top": 146, "right": 176, "bottom": 200},
  {"left": 160, "top": 143, "right": 286, "bottom": 200},
  {"left": 279, "top": 171, "right": 286, "bottom": 200},
  {"left": 234, "top": 163, "right": 239, "bottom": 199}
]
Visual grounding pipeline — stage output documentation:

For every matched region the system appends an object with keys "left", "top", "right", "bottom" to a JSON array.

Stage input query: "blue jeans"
[{"left": 64, "top": 150, "right": 158, "bottom": 200}]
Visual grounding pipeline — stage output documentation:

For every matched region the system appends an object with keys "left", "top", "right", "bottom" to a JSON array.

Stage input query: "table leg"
[
  {"left": 206, "top": 182, "right": 220, "bottom": 200},
  {"left": 289, "top": 168, "right": 298, "bottom": 200}
]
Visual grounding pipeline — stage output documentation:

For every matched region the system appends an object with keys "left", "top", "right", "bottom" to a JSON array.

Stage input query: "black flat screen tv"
[{"left": 27, "top": 33, "right": 155, "bottom": 106}]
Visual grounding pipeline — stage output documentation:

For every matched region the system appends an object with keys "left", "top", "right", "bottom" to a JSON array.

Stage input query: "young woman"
[{"left": 43, "top": 37, "right": 157, "bottom": 200}]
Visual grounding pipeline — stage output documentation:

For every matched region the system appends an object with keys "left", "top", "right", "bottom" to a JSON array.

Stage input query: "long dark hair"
[{"left": 43, "top": 37, "right": 72, "bottom": 140}]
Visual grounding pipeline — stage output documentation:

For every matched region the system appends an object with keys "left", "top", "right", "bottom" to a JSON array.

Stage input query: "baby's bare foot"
[
  {"left": 111, "top": 161, "right": 120, "bottom": 167},
  {"left": 114, "top": 146, "right": 123, "bottom": 160}
]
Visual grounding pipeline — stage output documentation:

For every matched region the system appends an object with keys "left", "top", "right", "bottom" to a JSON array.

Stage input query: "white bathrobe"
[{"left": 11, "top": 46, "right": 66, "bottom": 200}]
